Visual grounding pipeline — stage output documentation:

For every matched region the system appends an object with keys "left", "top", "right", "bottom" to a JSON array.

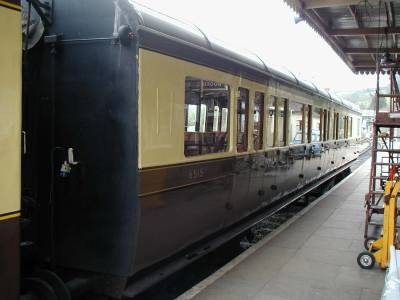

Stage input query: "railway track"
[{"left": 131, "top": 150, "right": 371, "bottom": 300}]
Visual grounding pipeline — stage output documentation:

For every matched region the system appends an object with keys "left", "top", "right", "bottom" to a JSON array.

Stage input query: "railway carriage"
[{"left": 13, "top": 0, "right": 365, "bottom": 298}]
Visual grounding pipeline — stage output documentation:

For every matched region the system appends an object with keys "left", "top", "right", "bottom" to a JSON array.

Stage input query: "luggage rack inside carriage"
[{"left": 364, "top": 61, "right": 400, "bottom": 248}]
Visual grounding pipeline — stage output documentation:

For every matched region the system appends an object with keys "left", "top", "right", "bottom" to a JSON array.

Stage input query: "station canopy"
[{"left": 284, "top": 0, "right": 400, "bottom": 74}]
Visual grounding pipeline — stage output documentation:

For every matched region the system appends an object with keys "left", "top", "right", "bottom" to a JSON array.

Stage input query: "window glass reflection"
[
  {"left": 289, "top": 101, "right": 304, "bottom": 145},
  {"left": 338, "top": 114, "right": 345, "bottom": 139},
  {"left": 312, "top": 107, "right": 322, "bottom": 142},
  {"left": 277, "top": 99, "right": 287, "bottom": 146},
  {"left": 237, "top": 88, "right": 249, "bottom": 152},
  {"left": 253, "top": 92, "right": 264, "bottom": 150},
  {"left": 267, "top": 96, "right": 276, "bottom": 147},
  {"left": 184, "top": 77, "right": 230, "bottom": 156}
]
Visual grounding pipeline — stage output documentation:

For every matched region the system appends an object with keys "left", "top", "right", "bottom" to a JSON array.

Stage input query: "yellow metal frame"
[{"left": 370, "top": 180, "right": 399, "bottom": 268}]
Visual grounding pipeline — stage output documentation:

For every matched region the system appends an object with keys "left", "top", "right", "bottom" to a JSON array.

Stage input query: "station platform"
[{"left": 178, "top": 159, "right": 385, "bottom": 300}]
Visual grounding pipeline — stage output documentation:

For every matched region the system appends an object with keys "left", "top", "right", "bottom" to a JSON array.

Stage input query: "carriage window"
[
  {"left": 199, "top": 104, "right": 207, "bottom": 132},
  {"left": 186, "top": 105, "right": 197, "bottom": 132},
  {"left": 333, "top": 112, "right": 339, "bottom": 139},
  {"left": 267, "top": 96, "right": 276, "bottom": 147},
  {"left": 347, "top": 116, "right": 351, "bottom": 138},
  {"left": 338, "top": 114, "right": 345, "bottom": 139},
  {"left": 320, "top": 109, "right": 324, "bottom": 142},
  {"left": 253, "top": 92, "right": 264, "bottom": 150},
  {"left": 277, "top": 99, "right": 287, "bottom": 146},
  {"left": 289, "top": 101, "right": 304, "bottom": 145},
  {"left": 184, "top": 77, "right": 230, "bottom": 156},
  {"left": 326, "top": 110, "right": 331, "bottom": 140},
  {"left": 312, "top": 107, "right": 322, "bottom": 142},
  {"left": 333, "top": 112, "right": 336, "bottom": 139},
  {"left": 221, "top": 108, "right": 228, "bottom": 132},
  {"left": 212, "top": 106, "right": 220, "bottom": 132},
  {"left": 352, "top": 117, "right": 358, "bottom": 137},
  {"left": 349, "top": 117, "right": 353, "bottom": 138},
  {"left": 237, "top": 88, "right": 249, "bottom": 152}
]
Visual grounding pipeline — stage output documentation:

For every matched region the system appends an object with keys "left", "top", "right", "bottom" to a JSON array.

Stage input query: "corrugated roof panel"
[
  {"left": 394, "top": 3, "right": 400, "bottom": 26},
  {"left": 206, "top": 34, "right": 267, "bottom": 71},
  {"left": 343, "top": 36, "right": 368, "bottom": 48},
  {"left": 258, "top": 57, "right": 298, "bottom": 84}
]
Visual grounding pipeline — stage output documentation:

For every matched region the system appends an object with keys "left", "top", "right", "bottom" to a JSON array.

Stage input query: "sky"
[{"left": 134, "top": 0, "right": 381, "bottom": 93}]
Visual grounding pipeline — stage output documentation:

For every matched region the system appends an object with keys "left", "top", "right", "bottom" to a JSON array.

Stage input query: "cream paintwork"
[
  {"left": 139, "top": 49, "right": 267, "bottom": 168},
  {"left": 0, "top": 7, "right": 21, "bottom": 214},
  {"left": 138, "top": 49, "right": 359, "bottom": 169}
]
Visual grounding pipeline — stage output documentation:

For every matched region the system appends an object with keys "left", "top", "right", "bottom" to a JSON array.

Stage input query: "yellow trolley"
[{"left": 358, "top": 178, "right": 400, "bottom": 269}]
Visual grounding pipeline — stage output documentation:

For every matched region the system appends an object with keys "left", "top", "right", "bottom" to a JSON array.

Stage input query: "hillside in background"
[
  {"left": 334, "top": 88, "right": 375, "bottom": 110},
  {"left": 334, "top": 84, "right": 390, "bottom": 110}
]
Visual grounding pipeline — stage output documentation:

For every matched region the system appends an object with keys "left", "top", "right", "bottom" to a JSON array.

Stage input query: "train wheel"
[
  {"left": 245, "top": 228, "right": 256, "bottom": 242},
  {"left": 357, "top": 252, "right": 375, "bottom": 269},
  {"left": 35, "top": 269, "right": 71, "bottom": 300},
  {"left": 323, "top": 179, "right": 335, "bottom": 192},
  {"left": 22, "top": 277, "right": 58, "bottom": 300},
  {"left": 364, "top": 237, "right": 377, "bottom": 251}
]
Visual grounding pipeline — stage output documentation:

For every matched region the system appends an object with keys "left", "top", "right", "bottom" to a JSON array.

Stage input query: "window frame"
[
  {"left": 266, "top": 95, "right": 277, "bottom": 148},
  {"left": 276, "top": 98, "right": 288, "bottom": 147},
  {"left": 311, "top": 106, "right": 322, "bottom": 143},
  {"left": 338, "top": 113, "right": 345, "bottom": 139},
  {"left": 184, "top": 77, "right": 231, "bottom": 157},
  {"left": 289, "top": 100, "right": 305, "bottom": 145}
]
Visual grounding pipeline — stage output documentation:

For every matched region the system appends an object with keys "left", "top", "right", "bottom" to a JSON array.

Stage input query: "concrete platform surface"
[{"left": 180, "top": 160, "right": 385, "bottom": 300}]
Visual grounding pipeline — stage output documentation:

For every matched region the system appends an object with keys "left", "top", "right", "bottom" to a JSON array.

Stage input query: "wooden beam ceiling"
[
  {"left": 352, "top": 63, "right": 377, "bottom": 68},
  {"left": 386, "top": 1, "right": 397, "bottom": 59},
  {"left": 344, "top": 48, "right": 400, "bottom": 54},
  {"left": 329, "top": 27, "right": 400, "bottom": 36},
  {"left": 348, "top": 5, "right": 375, "bottom": 62},
  {"left": 286, "top": 0, "right": 399, "bottom": 72},
  {"left": 303, "top": 0, "right": 380, "bottom": 10}
]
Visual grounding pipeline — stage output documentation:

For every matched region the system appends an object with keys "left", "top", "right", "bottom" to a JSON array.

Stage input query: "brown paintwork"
[
  {"left": 134, "top": 140, "right": 360, "bottom": 272},
  {"left": 0, "top": 217, "right": 19, "bottom": 300}
]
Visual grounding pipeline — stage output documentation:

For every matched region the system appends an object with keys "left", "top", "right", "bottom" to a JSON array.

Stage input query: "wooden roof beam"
[
  {"left": 303, "top": 0, "right": 379, "bottom": 9},
  {"left": 329, "top": 27, "right": 400, "bottom": 36},
  {"left": 387, "top": 2, "right": 397, "bottom": 60},
  {"left": 348, "top": 5, "right": 375, "bottom": 62},
  {"left": 385, "top": 2, "right": 395, "bottom": 45},
  {"left": 352, "top": 63, "right": 377, "bottom": 68},
  {"left": 384, "top": 2, "right": 395, "bottom": 61},
  {"left": 344, "top": 48, "right": 400, "bottom": 54},
  {"left": 390, "top": 2, "right": 396, "bottom": 28}
]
